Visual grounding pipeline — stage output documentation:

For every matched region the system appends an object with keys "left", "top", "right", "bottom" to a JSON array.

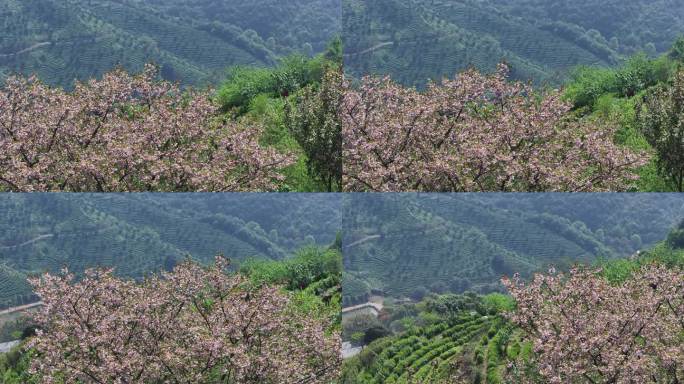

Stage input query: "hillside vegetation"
[
  {"left": 0, "top": 0, "right": 340, "bottom": 88},
  {"left": 562, "top": 40, "right": 684, "bottom": 192},
  {"left": 0, "top": 193, "right": 340, "bottom": 309},
  {"left": 342, "top": 222, "right": 684, "bottom": 384},
  {"left": 343, "top": 0, "right": 684, "bottom": 87}
]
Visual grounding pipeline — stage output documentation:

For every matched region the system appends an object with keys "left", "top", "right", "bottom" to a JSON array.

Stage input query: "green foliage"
[
  {"left": 564, "top": 66, "right": 617, "bottom": 108},
  {"left": 424, "top": 294, "right": 490, "bottom": 318},
  {"left": 214, "top": 45, "right": 342, "bottom": 191},
  {"left": 562, "top": 41, "right": 684, "bottom": 192},
  {"left": 284, "top": 68, "right": 343, "bottom": 191},
  {"left": 217, "top": 52, "right": 337, "bottom": 113},
  {"left": 596, "top": 258, "right": 640, "bottom": 285},
  {"left": 637, "top": 71, "right": 684, "bottom": 191},
  {"left": 0, "top": 346, "right": 37, "bottom": 384},
  {"left": 565, "top": 54, "right": 675, "bottom": 109},
  {"left": 241, "top": 246, "right": 342, "bottom": 291},
  {"left": 482, "top": 293, "right": 515, "bottom": 313},
  {"left": 216, "top": 66, "right": 277, "bottom": 112}
]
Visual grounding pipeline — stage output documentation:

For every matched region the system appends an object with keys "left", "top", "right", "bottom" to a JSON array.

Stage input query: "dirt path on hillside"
[
  {"left": 0, "top": 234, "right": 54, "bottom": 249},
  {"left": 344, "top": 41, "right": 394, "bottom": 57},
  {"left": 0, "top": 42, "right": 52, "bottom": 58},
  {"left": 344, "top": 235, "right": 381, "bottom": 249}
]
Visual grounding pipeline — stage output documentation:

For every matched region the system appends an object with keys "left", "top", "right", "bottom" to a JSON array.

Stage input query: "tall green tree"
[
  {"left": 285, "top": 68, "right": 343, "bottom": 191},
  {"left": 669, "top": 36, "right": 684, "bottom": 62},
  {"left": 637, "top": 70, "right": 684, "bottom": 191}
]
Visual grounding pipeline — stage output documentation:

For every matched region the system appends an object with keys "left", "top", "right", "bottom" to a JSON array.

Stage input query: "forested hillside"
[
  {"left": 0, "top": 193, "right": 340, "bottom": 309},
  {"left": 0, "top": 0, "right": 340, "bottom": 87},
  {"left": 342, "top": 194, "right": 684, "bottom": 305},
  {"left": 343, "top": 0, "right": 684, "bottom": 86}
]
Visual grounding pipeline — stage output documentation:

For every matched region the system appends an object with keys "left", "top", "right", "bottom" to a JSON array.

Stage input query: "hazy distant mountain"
[
  {"left": 0, "top": 193, "right": 341, "bottom": 309},
  {"left": 342, "top": 194, "right": 684, "bottom": 305},
  {"left": 0, "top": 0, "right": 340, "bottom": 87},
  {"left": 343, "top": 0, "right": 684, "bottom": 86}
]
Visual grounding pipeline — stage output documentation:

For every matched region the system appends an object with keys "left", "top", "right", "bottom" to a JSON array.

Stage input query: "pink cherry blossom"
[
  {"left": 342, "top": 64, "right": 649, "bottom": 191},
  {"left": 0, "top": 65, "right": 294, "bottom": 192},
  {"left": 26, "top": 257, "right": 340, "bottom": 383},
  {"left": 502, "top": 265, "right": 684, "bottom": 383}
]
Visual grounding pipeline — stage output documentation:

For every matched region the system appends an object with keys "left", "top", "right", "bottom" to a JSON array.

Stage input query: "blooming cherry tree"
[
  {"left": 342, "top": 65, "right": 648, "bottom": 192},
  {"left": 0, "top": 65, "right": 294, "bottom": 192},
  {"left": 502, "top": 265, "right": 684, "bottom": 383},
  {"left": 26, "top": 257, "right": 340, "bottom": 383}
]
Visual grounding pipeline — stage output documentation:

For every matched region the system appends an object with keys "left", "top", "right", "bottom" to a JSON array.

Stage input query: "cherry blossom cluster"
[
  {"left": 502, "top": 265, "right": 684, "bottom": 383},
  {"left": 0, "top": 65, "right": 294, "bottom": 191},
  {"left": 27, "top": 257, "right": 340, "bottom": 383},
  {"left": 342, "top": 64, "right": 648, "bottom": 191}
]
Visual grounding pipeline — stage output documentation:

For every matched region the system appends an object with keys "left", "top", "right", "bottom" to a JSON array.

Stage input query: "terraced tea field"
[{"left": 346, "top": 310, "right": 522, "bottom": 384}]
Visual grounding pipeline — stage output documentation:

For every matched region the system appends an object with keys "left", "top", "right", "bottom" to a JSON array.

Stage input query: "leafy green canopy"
[
  {"left": 213, "top": 38, "right": 343, "bottom": 192},
  {"left": 564, "top": 53, "right": 678, "bottom": 109},
  {"left": 562, "top": 37, "right": 684, "bottom": 192},
  {"left": 240, "top": 245, "right": 343, "bottom": 291},
  {"left": 216, "top": 37, "right": 342, "bottom": 113}
]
